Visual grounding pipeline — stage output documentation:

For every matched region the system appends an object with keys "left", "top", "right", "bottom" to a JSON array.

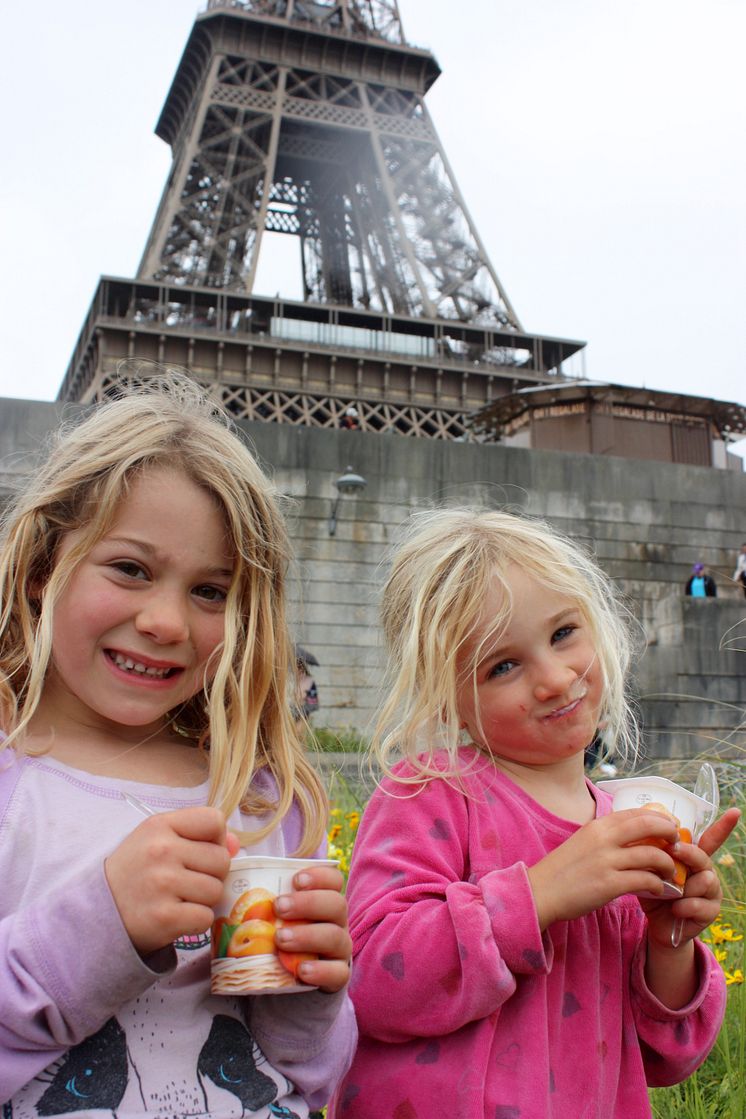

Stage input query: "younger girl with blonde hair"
[
  {"left": 331, "top": 507, "right": 738, "bottom": 1119},
  {"left": 0, "top": 375, "right": 355, "bottom": 1117}
]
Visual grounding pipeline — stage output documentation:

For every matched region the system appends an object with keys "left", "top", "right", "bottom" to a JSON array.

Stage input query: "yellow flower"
[
  {"left": 330, "top": 808, "right": 342, "bottom": 817},
  {"left": 724, "top": 969, "right": 744, "bottom": 986},
  {"left": 707, "top": 922, "right": 743, "bottom": 945},
  {"left": 717, "top": 852, "right": 735, "bottom": 867},
  {"left": 714, "top": 948, "right": 728, "bottom": 964},
  {"left": 328, "top": 824, "right": 342, "bottom": 842}
]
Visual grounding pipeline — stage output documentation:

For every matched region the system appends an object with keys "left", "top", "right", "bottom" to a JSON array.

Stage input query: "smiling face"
[
  {"left": 456, "top": 565, "right": 604, "bottom": 772},
  {"left": 40, "top": 466, "right": 235, "bottom": 741}
]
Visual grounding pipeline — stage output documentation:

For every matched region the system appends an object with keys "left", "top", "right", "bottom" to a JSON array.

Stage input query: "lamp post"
[{"left": 329, "top": 466, "right": 367, "bottom": 536}]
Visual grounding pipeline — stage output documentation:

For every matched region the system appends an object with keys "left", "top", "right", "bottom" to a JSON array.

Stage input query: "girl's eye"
[
  {"left": 552, "top": 624, "right": 577, "bottom": 644},
  {"left": 111, "top": 560, "right": 147, "bottom": 580},
  {"left": 488, "top": 659, "right": 516, "bottom": 679},
  {"left": 194, "top": 584, "right": 228, "bottom": 604}
]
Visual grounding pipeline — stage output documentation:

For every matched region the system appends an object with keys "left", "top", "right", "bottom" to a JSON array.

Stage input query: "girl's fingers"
[
  {"left": 610, "top": 808, "right": 680, "bottom": 845},
  {"left": 275, "top": 887, "right": 348, "bottom": 925},
  {"left": 275, "top": 919, "right": 351, "bottom": 959},
  {"left": 298, "top": 959, "right": 351, "bottom": 993},
  {"left": 292, "top": 865, "right": 346, "bottom": 892},
  {"left": 679, "top": 868, "right": 721, "bottom": 902},
  {"left": 617, "top": 843, "right": 678, "bottom": 881},
  {"left": 698, "top": 808, "right": 741, "bottom": 858}
]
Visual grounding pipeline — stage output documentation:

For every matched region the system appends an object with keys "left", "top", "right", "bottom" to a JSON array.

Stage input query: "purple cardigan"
[{"left": 0, "top": 748, "right": 356, "bottom": 1116}]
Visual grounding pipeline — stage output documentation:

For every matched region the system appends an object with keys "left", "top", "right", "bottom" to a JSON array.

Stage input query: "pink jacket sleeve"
[
  {"left": 345, "top": 773, "right": 553, "bottom": 1042},
  {"left": 630, "top": 932, "right": 727, "bottom": 1085}
]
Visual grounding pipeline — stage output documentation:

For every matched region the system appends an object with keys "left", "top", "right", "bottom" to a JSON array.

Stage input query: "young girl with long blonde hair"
[
  {"left": 0, "top": 375, "right": 355, "bottom": 1118},
  {"left": 331, "top": 507, "right": 738, "bottom": 1119}
]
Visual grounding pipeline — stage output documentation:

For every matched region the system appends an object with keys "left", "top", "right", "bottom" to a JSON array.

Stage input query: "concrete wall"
[{"left": 2, "top": 397, "right": 745, "bottom": 762}]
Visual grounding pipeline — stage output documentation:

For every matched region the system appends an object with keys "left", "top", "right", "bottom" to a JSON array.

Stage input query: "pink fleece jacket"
[{"left": 329, "top": 748, "right": 726, "bottom": 1119}]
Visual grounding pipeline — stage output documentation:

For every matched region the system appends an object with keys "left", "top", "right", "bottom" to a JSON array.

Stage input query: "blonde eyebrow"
[
  {"left": 474, "top": 606, "right": 582, "bottom": 668},
  {"left": 104, "top": 536, "right": 234, "bottom": 580}
]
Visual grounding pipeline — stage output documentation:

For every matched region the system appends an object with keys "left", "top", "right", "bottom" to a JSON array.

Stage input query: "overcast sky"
[{"left": 2, "top": 0, "right": 744, "bottom": 456}]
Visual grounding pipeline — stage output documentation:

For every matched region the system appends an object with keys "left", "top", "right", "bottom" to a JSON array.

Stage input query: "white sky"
[{"left": 2, "top": 0, "right": 744, "bottom": 456}]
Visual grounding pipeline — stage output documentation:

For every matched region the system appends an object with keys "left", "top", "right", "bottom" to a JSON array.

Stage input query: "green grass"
[{"left": 309, "top": 725, "right": 368, "bottom": 753}]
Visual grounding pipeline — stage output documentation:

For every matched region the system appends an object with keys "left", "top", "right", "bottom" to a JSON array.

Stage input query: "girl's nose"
[
  {"left": 135, "top": 593, "right": 190, "bottom": 644},
  {"left": 533, "top": 659, "right": 577, "bottom": 703}
]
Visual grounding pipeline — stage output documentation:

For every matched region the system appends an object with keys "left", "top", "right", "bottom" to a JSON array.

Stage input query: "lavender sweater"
[
  {"left": 0, "top": 749, "right": 356, "bottom": 1118},
  {"left": 329, "top": 748, "right": 726, "bottom": 1119}
]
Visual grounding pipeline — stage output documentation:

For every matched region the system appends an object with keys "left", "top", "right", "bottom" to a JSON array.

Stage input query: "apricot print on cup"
[{"left": 211, "top": 855, "right": 338, "bottom": 995}]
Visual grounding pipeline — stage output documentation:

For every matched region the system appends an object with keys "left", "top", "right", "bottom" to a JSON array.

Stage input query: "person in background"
[
  {"left": 685, "top": 563, "right": 717, "bottom": 597},
  {"left": 293, "top": 645, "right": 320, "bottom": 730},
  {"left": 732, "top": 543, "right": 746, "bottom": 598},
  {"left": 340, "top": 406, "right": 360, "bottom": 430}
]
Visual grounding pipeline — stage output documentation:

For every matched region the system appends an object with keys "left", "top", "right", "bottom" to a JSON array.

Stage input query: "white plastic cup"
[
  {"left": 596, "top": 776, "right": 712, "bottom": 899},
  {"left": 210, "top": 855, "right": 337, "bottom": 995}
]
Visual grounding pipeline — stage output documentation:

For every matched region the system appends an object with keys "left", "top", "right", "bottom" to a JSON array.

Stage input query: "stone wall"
[{"left": 1, "top": 397, "right": 744, "bottom": 763}]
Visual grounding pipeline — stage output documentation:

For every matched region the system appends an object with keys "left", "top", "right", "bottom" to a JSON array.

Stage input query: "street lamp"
[{"left": 329, "top": 465, "right": 367, "bottom": 536}]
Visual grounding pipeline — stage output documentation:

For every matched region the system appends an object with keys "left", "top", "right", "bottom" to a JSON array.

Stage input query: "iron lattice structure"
[{"left": 60, "top": 0, "right": 584, "bottom": 434}]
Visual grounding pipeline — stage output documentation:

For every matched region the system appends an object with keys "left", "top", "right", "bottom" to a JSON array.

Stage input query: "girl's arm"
[
  {"left": 623, "top": 809, "right": 737, "bottom": 1086},
  {"left": 341, "top": 775, "right": 550, "bottom": 1042},
  {"left": 249, "top": 987, "right": 357, "bottom": 1111},
  {"left": 630, "top": 937, "right": 727, "bottom": 1087},
  {"left": 0, "top": 862, "right": 173, "bottom": 1102},
  {"left": 639, "top": 807, "right": 740, "bottom": 1009},
  {"left": 243, "top": 794, "right": 357, "bottom": 1108}
]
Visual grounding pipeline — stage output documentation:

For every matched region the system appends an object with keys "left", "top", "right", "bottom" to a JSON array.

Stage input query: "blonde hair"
[
  {"left": 0, "top": 374, "right": 326, "bottom": 853},
  {"left": 373, "top": 507, "right": 640, "bottom": 783}
]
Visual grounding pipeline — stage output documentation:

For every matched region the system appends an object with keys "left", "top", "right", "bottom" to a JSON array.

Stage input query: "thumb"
[
  {"left": 698, "top": 808, "right": 741, "bottom": 857},
  {"left": 225, "top": 830, "right": 241, "bottom": 858}
]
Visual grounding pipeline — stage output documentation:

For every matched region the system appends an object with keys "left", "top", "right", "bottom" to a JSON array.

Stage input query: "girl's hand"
[
  {"left": 527, "top": 808, "right": 680, "bottom": 930},
  {"left": 642, "top": 806, "right": 741, "bottom": 949},
  {"left": 105, "top": 807, "right": 234, "bottom": 956},
  {"left": 273, "top": 863, "right": 352, "bottom": 993}
]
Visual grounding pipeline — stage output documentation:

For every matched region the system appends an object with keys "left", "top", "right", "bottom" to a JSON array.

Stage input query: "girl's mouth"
[
  {"left": 107, "top": 651, "right": 180, "bottom": 679},
  {"left": 545, "top": 689, "right": 587, "bottom": 720}
]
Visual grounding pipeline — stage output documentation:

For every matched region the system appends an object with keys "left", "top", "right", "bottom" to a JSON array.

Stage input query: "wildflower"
[
  {"left": 705, "top": 922, "right": 743, "bottom": 945},
  {"left": 330, "top": 807, "right": 342, "bottom": 817},
  {"left": 724, "top": 968, "right": 744, "bottom": 986},
  {"left": 717, "top": 852, "right": 736, "bottom": 868},
  {"left": 328, "top": 824, "right": 342, "bottom": 842}
]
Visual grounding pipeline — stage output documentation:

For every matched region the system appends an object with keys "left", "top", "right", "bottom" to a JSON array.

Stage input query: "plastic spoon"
[
  {"left": 670, "top": 763, "right": 719, "bottom": 948},
  {"left": 120, "top": 790, "right": 157, "bottom": 816},
  {"left": 120, "top": 789, "right": 242, "bottom": 851}
]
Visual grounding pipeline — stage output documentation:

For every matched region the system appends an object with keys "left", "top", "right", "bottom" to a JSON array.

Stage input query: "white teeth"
[{"left": 112, "top": 653, "right": 170, "bottom": 678}]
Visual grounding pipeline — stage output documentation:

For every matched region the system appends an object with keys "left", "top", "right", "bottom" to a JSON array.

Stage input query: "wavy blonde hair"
[
  {"left": 0, "top": 374, "right": 326, "bottom": 853},
  {"left": 372, "top": 507, "right": 641, "bottom": 784}
]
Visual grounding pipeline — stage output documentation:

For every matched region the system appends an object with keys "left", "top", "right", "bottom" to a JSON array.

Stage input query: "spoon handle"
[
  {"left": 670, "top": 764, "right": 719, "bottom": 947},
  {"left": 121, "top": 791, "right": 157, "bottom": 817}
]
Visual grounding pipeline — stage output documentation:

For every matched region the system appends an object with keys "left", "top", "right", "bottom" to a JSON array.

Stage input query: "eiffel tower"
[{"left": 59, "top": 0, "right": 584, "bottom": 438}]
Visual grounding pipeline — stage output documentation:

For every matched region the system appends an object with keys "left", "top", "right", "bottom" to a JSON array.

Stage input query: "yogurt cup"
[
  {"left": 596, "top": 776, "right": 713, "bottom": 899},
  {"left": 211, "top": 855, "right": 337, "bottom": 995}
]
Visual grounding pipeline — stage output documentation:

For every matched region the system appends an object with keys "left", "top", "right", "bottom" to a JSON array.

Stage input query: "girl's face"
[
  {"left": 456, "top": 566, "right": 603, "bottom": 769},
  {"left": 41, "top": 466, "right": 234, "bottom": 739}
]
